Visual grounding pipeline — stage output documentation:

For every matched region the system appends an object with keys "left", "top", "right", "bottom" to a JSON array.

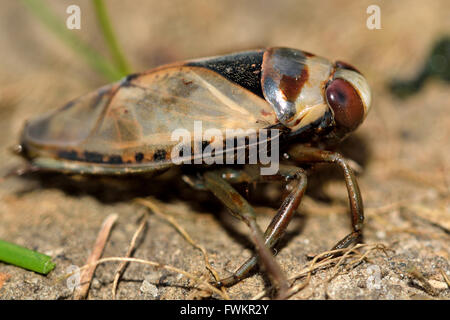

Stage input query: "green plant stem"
[
  {"left": 92, "top": 0, "right": 132, "bottom": 76},
  {"left": 19, "top": 0, "right": 123, "bottom": 81},
  {"left": 0, "top": 239, "right": 55, "bottom": 275}
]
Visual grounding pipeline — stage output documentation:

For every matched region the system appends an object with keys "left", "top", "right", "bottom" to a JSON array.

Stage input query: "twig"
[
  {"left": 440, "top": 269, "right": 450, "bottom": 289},
  {"left": 111, "top": 213, "right": 147, "bottom": 299},
  {"left": 135, "top": 198, "right": 230, "bottom": 299},
  {"left": 74, "top": 213, "right": 118, "bottom": 300},
  {"left": 252, "top": 243, "right": 389, "bottom": 300},
  {"left": 406, "top": 266, "right": 439, "bottom": 297},
  {"left": 64, "top": 256, "right": 227, "bottom": 299}
]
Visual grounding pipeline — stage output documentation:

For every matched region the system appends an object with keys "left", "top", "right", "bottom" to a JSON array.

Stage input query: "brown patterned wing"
[{"left": 22, "top": 65, "right": 277, "bottom": 171}]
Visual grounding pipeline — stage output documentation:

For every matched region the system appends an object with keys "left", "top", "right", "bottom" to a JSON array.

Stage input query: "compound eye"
[{"left": 326, "top": 78, "right": 365, "bottom": 130}]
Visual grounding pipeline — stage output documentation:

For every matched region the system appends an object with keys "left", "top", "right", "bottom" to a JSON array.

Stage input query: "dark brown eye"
[{"left": 326, "top": 78, "right": 364, "bottom": 130}]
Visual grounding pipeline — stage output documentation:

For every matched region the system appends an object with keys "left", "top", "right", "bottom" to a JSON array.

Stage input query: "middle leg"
[{"left": 200, "top": 165, "right": 308, "bottom": 288}]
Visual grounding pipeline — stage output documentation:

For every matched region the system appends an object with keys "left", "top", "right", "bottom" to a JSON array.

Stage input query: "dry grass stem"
[
  {"left": 73, "top": 213, "right": 118, "bottom": 300},
  {"left": 135, "top": 197, "right": 230, "bottom": 299},
  {"left": 111, "top": 213, "right": 148, "bottom": 299},
  {"left": 252, "top": 243, "right": 389, "bottom": 300},
  {"left": 440, "top": 269, "right": 450, "bottom": 289},
  {"left": 406, "top": 266, "right": 440, "bottom": 297},
  {"left": 65, "top": 256, "right": 227, "bottom": 299}
]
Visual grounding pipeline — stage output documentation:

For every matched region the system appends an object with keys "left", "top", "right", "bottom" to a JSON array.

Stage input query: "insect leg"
[
  {"left": 211, "top": 165, "right": 307, "bottom": 288},
  {"left": 202, "top": 170, "right": 290, "bottom": 293},
  {"left": 286, "top": 145, "right": 364, "bottom": 252},
  {"left": 2, "top": 164, "right": 41, "bottom": 180}
]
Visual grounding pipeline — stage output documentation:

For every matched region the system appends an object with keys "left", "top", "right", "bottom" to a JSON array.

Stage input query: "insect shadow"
[{"left": 13, "top": 133, "right": 371, "bottom": 258}]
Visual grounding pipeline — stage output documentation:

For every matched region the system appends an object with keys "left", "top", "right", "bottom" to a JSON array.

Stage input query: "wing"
[{"left": 22, "top": 65, "right": 278, "bottom": 171}]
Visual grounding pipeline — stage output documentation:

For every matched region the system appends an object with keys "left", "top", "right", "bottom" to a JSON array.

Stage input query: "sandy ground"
[{"left": 0, "top": 0, "right": 449, "bottom": 299}]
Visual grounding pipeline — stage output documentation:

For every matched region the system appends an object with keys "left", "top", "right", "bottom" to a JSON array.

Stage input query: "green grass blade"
[
  {"left": 92, "top": 0, "right": 132, "bottom": 75},
  {"left": 0, "top": 239, "right": 56, "bottom": 275},
  {"left": 19, "top": 0, "right": 123, "bottom": 81}
]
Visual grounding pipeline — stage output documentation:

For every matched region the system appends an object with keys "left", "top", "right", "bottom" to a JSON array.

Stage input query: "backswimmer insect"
[{"left": 15, "top": 47, "right": 371, "bottom": 296}]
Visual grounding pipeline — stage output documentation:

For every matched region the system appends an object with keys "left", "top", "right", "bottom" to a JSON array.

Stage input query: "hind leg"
[{"left": 200, "top": 169, "right": 290, "bottom": 294}]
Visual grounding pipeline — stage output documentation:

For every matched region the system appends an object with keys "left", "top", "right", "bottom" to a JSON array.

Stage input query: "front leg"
[{"left": 286, "top": 145, "right": 364, "bottom": 251}]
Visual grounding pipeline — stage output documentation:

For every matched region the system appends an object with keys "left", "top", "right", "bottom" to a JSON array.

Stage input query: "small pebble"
[
  {"left": 376, "top": 231, "right": 386, "bottom": 239},
  {"left": 428, "top": 280, "right": 447, "bottom": 290},
  {"left": 144, "top": 272, "right": 162, "bottom": 283},
  {"left": 140, "top": 280, "right": 159, "bottom": 297},
  {"left": 92, "top": 278, "right": 101, "bottom": 289}
]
